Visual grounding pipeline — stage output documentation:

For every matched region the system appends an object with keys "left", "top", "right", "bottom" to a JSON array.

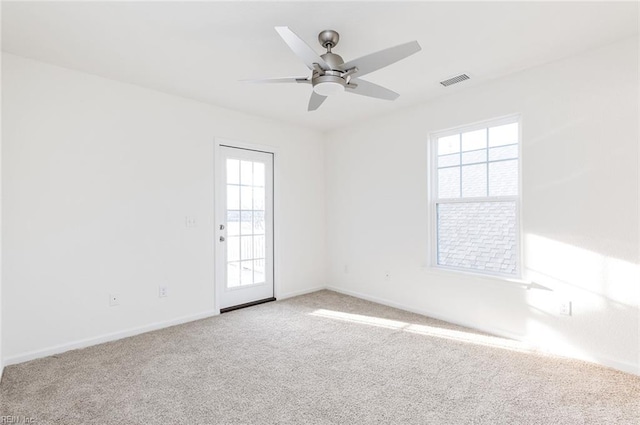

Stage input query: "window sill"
[{"left": 422, "top": 265, "right": 534, "bottom": 288}]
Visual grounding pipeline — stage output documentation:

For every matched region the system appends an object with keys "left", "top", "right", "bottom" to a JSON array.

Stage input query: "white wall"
[
  {"left": 3, "top": 37, "right": 638, "bottom": 376},
  {"left": 0, "top": 47, "right": 3, "bottom": 380},
  {"left": 2, "top": 53, "right": 326, "bottom": 363},
  {"left": 325, "top": 37, "right": 639, "bottom": 374}
]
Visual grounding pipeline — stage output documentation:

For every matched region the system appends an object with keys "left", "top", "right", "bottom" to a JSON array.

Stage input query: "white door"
[{"left": 216, "top": 145, "right": 274, "bottom": 310}]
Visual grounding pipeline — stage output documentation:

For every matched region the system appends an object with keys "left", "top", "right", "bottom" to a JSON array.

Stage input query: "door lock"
[{"left": 220, "top": 236, "right": 225, "bottom": 242}]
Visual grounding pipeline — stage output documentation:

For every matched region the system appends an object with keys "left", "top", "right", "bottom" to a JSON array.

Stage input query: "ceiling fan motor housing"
[{"left": 312, "top": 51, "right": 347, "bottom": 96}]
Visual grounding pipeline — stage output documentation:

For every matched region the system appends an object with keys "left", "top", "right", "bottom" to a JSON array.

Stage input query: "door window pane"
[
  {"left": 227, "top": 159, "right": 240, "bottom": 184},
  {"left": 253, "top": 187, "right": 265, "bottom": 211},
  {"left": 253, "top": 235, "right": 265, "bottom": 258},
  {"left": 240, "top": 211, "right": 253, "bottom": 234},
  {"left": 226, "top": 185, "right": 240, "bottom": 210},
  {"left": 240, "top": 186, "right": 253, "bottom": 210},
  {"left": 227, "top": 262, "right": 240, "bottom": 288},
  {"left": 240, "top": 261, "right": 254, "bottom": 285},
  {"left": 240, "top": 161, "right": 253, "bottom": 185},
  {"left": 253, "top": 162, "right": 265, "bottom": 187},
  {"left": 253, "top": 259, "right": 266, "bottom": 284},
  {"left": 227, "top": 211, "right": 240, "bottom": 236},
  {"left": 227, "top": 236, "right": 240, "bottom": 262},
  {"left": 253, "top": 211, "right": 265, "bottom": 235},
  {"left": 241, "top": 236, "right": 253, "bottom": 261}
]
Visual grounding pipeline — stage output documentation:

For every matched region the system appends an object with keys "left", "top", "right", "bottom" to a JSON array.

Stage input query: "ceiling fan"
[{"left": 246, "top": 27, "right": 422, "bottom": 111}]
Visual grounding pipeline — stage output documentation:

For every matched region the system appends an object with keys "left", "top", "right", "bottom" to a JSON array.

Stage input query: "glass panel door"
[{"left": 216, "top": 146, "right": 274, "bottom": 310}]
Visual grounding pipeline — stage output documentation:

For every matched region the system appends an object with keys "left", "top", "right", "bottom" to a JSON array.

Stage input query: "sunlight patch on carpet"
[{"left": 310, "top": 308, "right": 540, "bottom": 354}]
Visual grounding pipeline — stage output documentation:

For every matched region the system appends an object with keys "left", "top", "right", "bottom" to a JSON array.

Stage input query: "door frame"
[{"left": 213, "top": 138, "right": 280, "bottom": 314}]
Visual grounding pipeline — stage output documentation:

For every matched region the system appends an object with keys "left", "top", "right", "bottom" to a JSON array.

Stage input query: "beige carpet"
[{"left": 1, "top": 290, "right": 638, "bottom": 424}]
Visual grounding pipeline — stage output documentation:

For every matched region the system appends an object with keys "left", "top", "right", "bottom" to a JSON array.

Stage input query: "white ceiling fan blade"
[
  {"left": 275, "top": 26, "right": 330, "bottom": 71},
  {"left": 346, "top": 79, "right": 399, "bottom": 101},
  {"left": 340, "top": 41, "right": 421, "bottom": 77},
  {"left": 243, "top": 77, "right": 310, "bottom": 84},
  {"left": 308, "top": 91, "right": 327, "bottom": 111}
]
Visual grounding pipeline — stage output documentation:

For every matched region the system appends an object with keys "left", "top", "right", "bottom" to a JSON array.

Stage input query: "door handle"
[
  {"left": 220, "top": 236, "right": 225, "bottom": 242},
  {"left": 219, "top": 224, "right": 225, "bottom": 230}
]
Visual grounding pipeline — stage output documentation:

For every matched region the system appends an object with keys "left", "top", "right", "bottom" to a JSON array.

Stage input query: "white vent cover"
[{"left": 440, "top": 74, "right": 470, "bottom": 87}]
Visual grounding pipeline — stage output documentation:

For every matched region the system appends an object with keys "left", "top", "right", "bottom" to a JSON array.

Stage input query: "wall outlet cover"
[
  {"left": 159, "top": 286, "right": 168, "bottom": 298},
  {"left": 559, "top": 300, "right": 572, "bottom": 316}
]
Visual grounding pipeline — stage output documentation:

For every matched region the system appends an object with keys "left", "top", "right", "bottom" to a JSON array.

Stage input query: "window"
[{"left": 430, "top": 116, "right": 520, "bottom": 277}]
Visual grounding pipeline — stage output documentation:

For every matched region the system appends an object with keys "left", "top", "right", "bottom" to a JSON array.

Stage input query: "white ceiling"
[{"left": 2, "top": 1, "right": 638, "bottom": 132}]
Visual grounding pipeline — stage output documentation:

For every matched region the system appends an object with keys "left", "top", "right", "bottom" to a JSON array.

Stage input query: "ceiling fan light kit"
[
  {"left": 313, "top": 77, "right": 345, "bottom": 96},
  {"left": 247, "top": 26, "right": 422, "bottom": 111}
]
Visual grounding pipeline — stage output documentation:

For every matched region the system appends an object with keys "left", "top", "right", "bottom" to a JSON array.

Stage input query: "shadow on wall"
[{"left": 523, "top": 233, "right": 639, "bottom": 370}]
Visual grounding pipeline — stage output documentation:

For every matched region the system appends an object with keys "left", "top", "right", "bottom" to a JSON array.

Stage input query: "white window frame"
[{"left": 428, "top": 114, "right": 523, "bottom": 280}]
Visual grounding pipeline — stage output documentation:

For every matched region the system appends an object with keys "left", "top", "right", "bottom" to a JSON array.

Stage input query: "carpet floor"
[{"left": 1, "top": 290, "right": 639, "bottom": 424}]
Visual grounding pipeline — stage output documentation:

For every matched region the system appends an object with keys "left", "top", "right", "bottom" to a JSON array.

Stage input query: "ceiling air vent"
[{"left": 440, "top": 74, "right": 470, "bottom": 87}]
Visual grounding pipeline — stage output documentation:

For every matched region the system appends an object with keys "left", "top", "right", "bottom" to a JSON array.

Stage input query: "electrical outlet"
[
  {"left": 185, "top": 216, "right": 197, "bottom": 228},
  {"left": 109, "top": 293, "right": 119, "bottom": 307},
  {"left": 384, "top": 271, "right": 391, "bottom": 281},
  {"left": 159, "top": 286, "right": 168, "bottom": 298},
  {"left": 559, "top": 300, "right": 572, "bottom": 316}
]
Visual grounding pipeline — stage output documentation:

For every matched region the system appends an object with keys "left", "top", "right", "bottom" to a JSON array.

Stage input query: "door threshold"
[{"left": 220, "top": 297, "right": 277, "bottom": 314}]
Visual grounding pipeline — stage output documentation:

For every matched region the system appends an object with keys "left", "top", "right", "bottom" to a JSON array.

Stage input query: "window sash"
[
  {"left": 434, "top": 199, "right": 521, "bottom": 277},
  {"left": 435, "top": 196, "right": 518, "bottom": 204}
]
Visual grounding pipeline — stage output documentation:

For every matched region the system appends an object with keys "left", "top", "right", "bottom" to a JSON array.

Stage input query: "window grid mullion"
[{"left": 438, "top": 156, "right": 518, "bottom": 170}]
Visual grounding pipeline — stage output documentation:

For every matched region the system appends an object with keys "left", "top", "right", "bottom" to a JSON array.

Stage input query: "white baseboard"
[
  {"left": 326, "top": 286, "right": 640, "bottom": 376},
  {"left": 4, "top": 286, "right": 325, "bottom": 368},
  {"left": 277, "top": 285, "right": 325, "bottom": 300},
  {"left": 4, "top": 309, "right": 218, "bottom": 367}
]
